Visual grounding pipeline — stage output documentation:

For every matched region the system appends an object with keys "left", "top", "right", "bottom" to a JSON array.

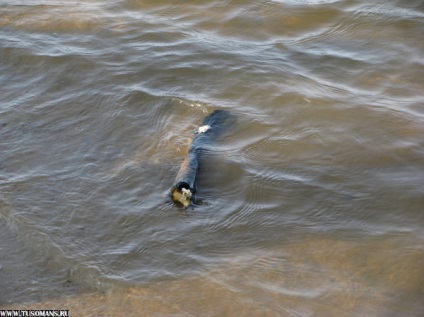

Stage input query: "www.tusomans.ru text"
[{"left": 0, "top": 310, "right": 69, "bottom": 317}]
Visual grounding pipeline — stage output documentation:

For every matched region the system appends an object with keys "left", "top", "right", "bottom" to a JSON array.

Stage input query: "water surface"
[{"left": 1, "top": 0, "right": 424, "bottom": 316}]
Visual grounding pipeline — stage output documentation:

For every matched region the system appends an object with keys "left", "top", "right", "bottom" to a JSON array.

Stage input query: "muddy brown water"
[{"left": 1, "top": 0, "right": 424, "bottom": 316}]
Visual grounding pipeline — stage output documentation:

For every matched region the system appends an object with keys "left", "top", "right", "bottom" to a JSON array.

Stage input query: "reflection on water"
[{"left": 1, "top": 0, "right": 424, "bottom": 316}]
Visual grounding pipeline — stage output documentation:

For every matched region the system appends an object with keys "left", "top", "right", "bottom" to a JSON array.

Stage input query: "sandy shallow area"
[{"left": 2, "top": 216, "right": 423, "bottom": 317}]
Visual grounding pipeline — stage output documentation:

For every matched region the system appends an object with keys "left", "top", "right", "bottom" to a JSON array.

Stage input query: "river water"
[{"left": 1, "top": 0, "right": 423, "bottom": 316}]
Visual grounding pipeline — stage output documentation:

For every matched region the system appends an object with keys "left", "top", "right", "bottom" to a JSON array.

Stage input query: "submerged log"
[{"left": 171, "top": 110, "right": 233, "bottom": 207}]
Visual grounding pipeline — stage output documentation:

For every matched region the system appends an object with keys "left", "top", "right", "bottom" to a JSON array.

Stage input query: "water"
[{"left": 1, "top": 0, "right": 423, "bottom": 316}]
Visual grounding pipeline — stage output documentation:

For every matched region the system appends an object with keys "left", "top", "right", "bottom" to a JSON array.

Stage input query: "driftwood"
[{"left": 171, "top": 110, "right": 233, "bottom": 207}]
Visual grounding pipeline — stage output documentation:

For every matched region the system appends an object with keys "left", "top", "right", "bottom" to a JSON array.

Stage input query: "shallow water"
[{"left": 1, "top": 0, "right": 424, "bottom": 316}]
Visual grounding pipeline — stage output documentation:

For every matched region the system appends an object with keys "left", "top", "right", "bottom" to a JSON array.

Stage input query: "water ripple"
[{"left": 1, "top": 0, "right": 423, "bottom": 314}]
